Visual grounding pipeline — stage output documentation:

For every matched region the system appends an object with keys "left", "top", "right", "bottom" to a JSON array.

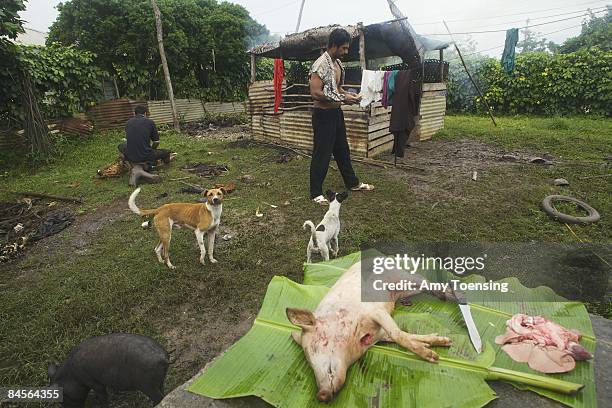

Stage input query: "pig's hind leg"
[{"left": 372, "top": 309, "right": 451, "bottom": 363}]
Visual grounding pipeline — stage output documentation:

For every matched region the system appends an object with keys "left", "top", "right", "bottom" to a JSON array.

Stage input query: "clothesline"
[
  {"left": 422, "top": 10, "right": 606, "bottom": 36},
  {"left": 443, "top": 22, "right": 587, "bottom": 63}
]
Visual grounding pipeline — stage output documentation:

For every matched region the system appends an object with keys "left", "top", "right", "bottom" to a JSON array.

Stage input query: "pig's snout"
[{"left": 317, "top": 389, "right": 333, "bottom": 403}]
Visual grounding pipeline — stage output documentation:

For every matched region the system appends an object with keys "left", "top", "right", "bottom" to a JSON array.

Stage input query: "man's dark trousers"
[
  {"left": 117, "top": 143, "right": 171, "bottom": 165},
  {"left": 310, "top": 108, "right": 359, "bottom": 198}
]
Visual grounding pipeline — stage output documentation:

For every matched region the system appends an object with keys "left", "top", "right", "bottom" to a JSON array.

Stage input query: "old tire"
[{"left": 541, "top": 195, "right": 600, "bottom": 224}]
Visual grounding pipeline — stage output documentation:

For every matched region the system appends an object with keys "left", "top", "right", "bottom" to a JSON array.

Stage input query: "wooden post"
[
  {"left": 113, "top": 78, "right": 120, "bottom": 98},
  {"left": 439, "top": 49, "right": 444, "bottom": 82},
  {"left": 443, "top": 21, "right": 497, "bottom": 127},
  {"left": 358, "top": 22, "right": 366, "bottom": 70},
  {"left": 251, "top": 54, "right": 257, "bottom": 83},
  {"left": 151, "top": 0, "right": 180, "bottom": 132}
]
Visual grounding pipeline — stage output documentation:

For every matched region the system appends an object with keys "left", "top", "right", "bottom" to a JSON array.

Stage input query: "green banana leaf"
[{"left": 188, "top": 253, "right": 596, "bottom": 408}]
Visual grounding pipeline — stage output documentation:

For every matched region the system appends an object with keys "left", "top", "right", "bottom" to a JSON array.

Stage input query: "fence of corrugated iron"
[
  {"left": 204, "top": 101, "right": 247, "bottom": 115},
  {"left": 88, "top": 98, "right": 141, "bottom": 131},
  {"left": 48, "top": 117, "right": 94, "bottom": 137},
  {"left": 0, "top": 129, "right": 25, "bottom": 150},
  {"left": 87, "top": 98, "right": 246, "bottom": 131},
  {"left": 148, "top": 99, "right": 205, "bottom": 125},
  {"left": 0, "top": 117, "right": 93, "bottom": 151}
]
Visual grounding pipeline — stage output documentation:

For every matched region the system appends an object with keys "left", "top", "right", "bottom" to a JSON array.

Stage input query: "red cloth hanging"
[{"left": 273, "top": 59, "right": 285, "bottom": 113}]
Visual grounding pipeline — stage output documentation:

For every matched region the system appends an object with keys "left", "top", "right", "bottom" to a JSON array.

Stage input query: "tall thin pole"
[
  {"left": 151, "top": 0, "right": 180, "bottom": 131},
  {"left": 443, "top": 21, "right": 497, "bottom": 127},
  {"left": 295, "top": 0, "right": 306, "bottom": 32}
]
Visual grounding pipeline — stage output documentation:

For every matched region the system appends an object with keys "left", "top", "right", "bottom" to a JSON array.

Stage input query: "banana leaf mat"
[{"left": 188, "top": 252, "right": 596, "bottom": 408}]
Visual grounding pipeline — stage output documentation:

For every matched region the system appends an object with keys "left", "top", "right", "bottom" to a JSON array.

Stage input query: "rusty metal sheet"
[
  {"left": 48, "top": 117, "right": 94, "bottom": 137},
  {"left": 88, "top": 98, "right": 141, "bottom": 131}
]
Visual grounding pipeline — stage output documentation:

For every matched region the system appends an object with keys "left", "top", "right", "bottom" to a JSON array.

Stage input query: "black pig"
[{"left": 48, "top": 333, "right": 169, "bottom": 407}]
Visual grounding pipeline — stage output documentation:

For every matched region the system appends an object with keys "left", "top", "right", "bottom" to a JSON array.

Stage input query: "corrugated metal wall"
[
  {"left": 0, "top": 130, "right": 25, "bottom": 150},
  {"left": 88, "top": 98, "right": 140, "bottom": 131},
  {"left": 418, "top": 83, "right": 447, "bottom": 141},
  {"left": 248, "top": 80, "right": 447, "bottom": 158},
  {"left": 148, "top": 99, "right": 205, "bottom": 124},
  {"left": 87, "top": 98, "right": 246, "bottom": 131}
]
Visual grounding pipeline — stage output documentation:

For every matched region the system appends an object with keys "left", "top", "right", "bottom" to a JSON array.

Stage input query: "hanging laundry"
[
  {"left": 381, "top": 71, "right": 391, "bottom": 109},
  {"left": 387, "top": 70, "right": 398, "bottom": 107},
  {"left": 495, "top": 314, "right": 593, "bottom": 374},
  {"left": 359, "top": 70, "right": 385, "bottom": 108},
  {"left": 382, "top": 70, "right": 399, "bottom": 109},
  {"left": 501, "top": 28, "right": 519, "bottom": 74},
  {"left": 273, "top": 59, "right": 285, "bottom": 113},
  {"left": 389, "top": 70, "right": 422, "bottom": 158}
]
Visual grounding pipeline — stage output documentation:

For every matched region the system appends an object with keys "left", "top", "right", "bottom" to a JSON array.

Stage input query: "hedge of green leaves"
[
  {"left": 448, "top": 47, "right": 611, "bottom": 116},
  {"left": 1, "top": 43, "right": 106, "bottom": 125}
]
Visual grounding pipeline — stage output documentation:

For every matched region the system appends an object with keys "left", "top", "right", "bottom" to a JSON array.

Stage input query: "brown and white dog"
[{"left": 128, "top": 187, "right": 224, "bottom": 269}]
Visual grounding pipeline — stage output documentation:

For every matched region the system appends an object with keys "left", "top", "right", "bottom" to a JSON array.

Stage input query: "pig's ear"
[
  {"left": 286, "top": 308, "right": 315, "bottom": 330},
  {"left": 47, "top": 362, "right": 59, "bottom": 382}
]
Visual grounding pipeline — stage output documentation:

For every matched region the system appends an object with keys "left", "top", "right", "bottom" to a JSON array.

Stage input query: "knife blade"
[{"left": 459, "top": 303, "right": 482, "bottom": 354}]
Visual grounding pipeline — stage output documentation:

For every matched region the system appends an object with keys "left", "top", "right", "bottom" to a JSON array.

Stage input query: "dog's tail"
[
  {"left": 303, "top": 220, "right": 319, "bottom": 249},
  {"left": 129, "top": 188, "right": 159, "bottom": 217}
]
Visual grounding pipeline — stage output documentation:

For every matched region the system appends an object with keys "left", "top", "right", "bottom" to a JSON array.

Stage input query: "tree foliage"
[
  {"left": 0, "top": 0, "right": 25, "bottom": 44},
  {"left": 48, "top": 0, "right": 273, "bottom": 101},
  {"left": 19, "top": 44, "right": 107, "bottom": 118},
  {"left": 0, "top": 0, "right": 26, "bottom": 128},
  {"left": 517, "top": 26, "right": 558, "bottom": 54},
  {"left": 448, "top": 48, "right": 611, "bottom": 116},
  {"left": 559, "top": 8, "right": 612, "bottom": 54}
]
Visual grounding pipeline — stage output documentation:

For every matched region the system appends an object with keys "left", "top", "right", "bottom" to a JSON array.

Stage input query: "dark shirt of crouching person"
[{"left": 118, "top": 105, "right": 170, "bottom": 165}]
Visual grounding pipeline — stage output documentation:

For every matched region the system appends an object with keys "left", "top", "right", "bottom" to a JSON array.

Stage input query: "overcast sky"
[{"left": 20, "top": 0, "right": 610, "bottom": 57}]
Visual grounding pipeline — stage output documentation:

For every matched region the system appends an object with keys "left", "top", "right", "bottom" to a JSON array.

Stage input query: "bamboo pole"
[
  {"left": 358, "top": 22, "right": 366, "bottom": 70},
  {"left": 443, "top": 21, "right": 497, "bottom": 127},
  {"left": 295, "top": 0, "right": 306, "bottom": 33},
  {"left": 439, "top": 49, "right": 444, "bottom": 82},
  {"left": 251, "top": 54, "right": 257, "bottom": 83},
  {"left": 151, "top": 0, "right": 180, "bottom": 132}
]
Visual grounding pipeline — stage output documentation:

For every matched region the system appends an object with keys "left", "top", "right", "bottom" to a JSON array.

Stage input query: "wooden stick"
[
  {"left": 443, "top": 21, "right": 497, "bottom": 127},
  {"left": 15, "top": 192, "right": 84, "bottom": 204},
  {"left": 178, "top": 180, "right": 203, "bottom": 190},
  {"left": 151, "top": 0, "right": 180, "bottom": 131},
  {"left": 250, "top": 140, "right": 337, "bottom": 171},
  {"left": 251, "top": 54, "right": 257, "bottom": 83},
  {"left": 352, "top": 157, "right": 428, "bottom": 172},
  {"left": 169, "top": 177, "right": 191, "bottom": 181},
  {"left": 358, "top": 22, "right": 367, "bottom": 70},
  {"left": 579, "top": 173, "right": 612, "bottom": 180}
]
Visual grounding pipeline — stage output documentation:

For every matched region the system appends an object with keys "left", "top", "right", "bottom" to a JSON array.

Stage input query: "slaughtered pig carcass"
[{"left": 286, "top": 260, "right": 460, "bottom": 402}]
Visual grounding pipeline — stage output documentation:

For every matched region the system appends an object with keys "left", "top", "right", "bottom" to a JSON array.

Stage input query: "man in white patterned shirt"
[{"left": 309, "top": 28, "right": 374, "bottom": 204}]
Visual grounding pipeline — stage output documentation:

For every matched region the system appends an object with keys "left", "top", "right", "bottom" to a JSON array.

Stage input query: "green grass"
[
  {"left": 0, "top": 115, "right": 610, "bottom": 407},
  {"left": 438, "top": 114, "right": 611, "bottom": 161}
]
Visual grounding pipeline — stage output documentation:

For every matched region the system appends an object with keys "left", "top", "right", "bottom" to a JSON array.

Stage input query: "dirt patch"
[
  {"left": 0, "top": 198, "right": 131, "bottom": 276},
  {"left": 375, "top": 138, "right": 548, "bottom": 204},
  {"left": 182, "top": 124, "right": 250, "bottom": 141},
  {"left": 160, "top": 309, "right": 255, "bottom": 375}
]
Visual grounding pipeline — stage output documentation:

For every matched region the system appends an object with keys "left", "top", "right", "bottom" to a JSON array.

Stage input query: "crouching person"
[{"left": 118, "top": 105, "right": 170, "bottom": 186}]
